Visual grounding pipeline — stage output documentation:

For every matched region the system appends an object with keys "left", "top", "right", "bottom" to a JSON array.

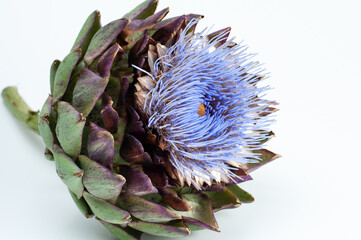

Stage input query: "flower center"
[{"left": 197, "top": 103, "right": 206, "bottom": 116}]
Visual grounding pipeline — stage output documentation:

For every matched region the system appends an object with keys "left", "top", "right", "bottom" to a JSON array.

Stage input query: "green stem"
[{"left": 1, "top": 86, "right": 40, "bottom": 135}]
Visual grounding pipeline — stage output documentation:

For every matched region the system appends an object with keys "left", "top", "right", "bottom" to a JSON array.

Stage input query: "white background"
[{"left": 0, "top": 0, "right": 360, "bottom": 239}]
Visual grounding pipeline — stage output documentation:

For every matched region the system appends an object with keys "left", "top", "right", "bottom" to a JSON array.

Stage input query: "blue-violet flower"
[{"left": 134, "top": 21, "right": 274, "bottom": 189}]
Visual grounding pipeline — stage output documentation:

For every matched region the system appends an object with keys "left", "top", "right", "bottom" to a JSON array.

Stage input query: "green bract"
[{"left": 1, "top": 0, "right": 279, "bottom": 239}]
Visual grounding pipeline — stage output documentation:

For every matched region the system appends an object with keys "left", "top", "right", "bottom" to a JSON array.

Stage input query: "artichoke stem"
[{"left": 1, "top": 86, "right": 40, "bottom": 135}]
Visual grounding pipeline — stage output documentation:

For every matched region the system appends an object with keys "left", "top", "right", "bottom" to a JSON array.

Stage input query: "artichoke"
[{"left": 1, "top": 0, "right": 279, "bottom": 239}]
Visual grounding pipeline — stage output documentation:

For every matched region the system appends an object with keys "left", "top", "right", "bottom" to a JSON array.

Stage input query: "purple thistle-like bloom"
[{"left": 136, "top": 21, "right": 273, "bottom": 188}]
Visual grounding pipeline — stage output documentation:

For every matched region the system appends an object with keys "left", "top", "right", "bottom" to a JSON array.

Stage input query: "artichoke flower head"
[
  {"left": 1, "top": 0, "right": 279, "bottom": 239},
  {"left": 134, "top": 20, "right": 275, "bottom": 188}
]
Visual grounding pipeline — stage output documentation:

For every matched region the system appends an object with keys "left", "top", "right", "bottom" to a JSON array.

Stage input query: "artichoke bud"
[{"left": 2, "top": 0, "right": 279, "bottom": 239}]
